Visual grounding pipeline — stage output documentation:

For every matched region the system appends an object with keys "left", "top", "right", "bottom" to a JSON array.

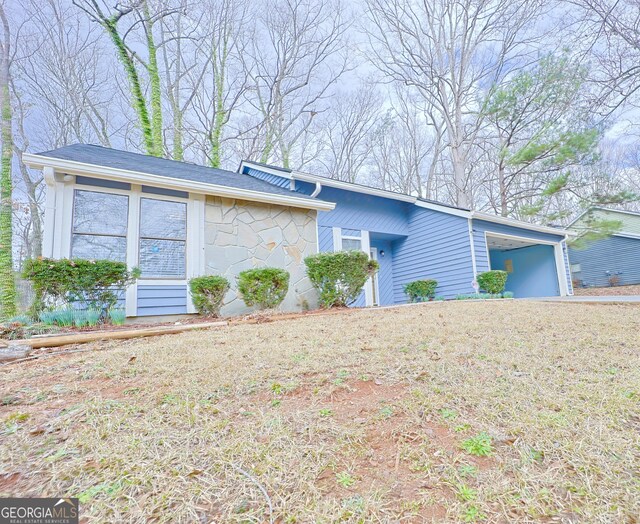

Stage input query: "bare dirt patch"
[{"left": 1, "top": 301, "right": 639, "bottom": 522}]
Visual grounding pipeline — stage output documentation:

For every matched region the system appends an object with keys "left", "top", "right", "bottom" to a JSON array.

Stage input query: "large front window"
[
  {"left": 139, "top": 198, "right": 187, "bottom": 278},
  {"left": 71, "top": 190, "right": 128, "bottom": 261}
]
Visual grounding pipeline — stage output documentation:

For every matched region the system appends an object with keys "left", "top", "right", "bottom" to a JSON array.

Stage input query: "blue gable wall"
[
  {"left": 569, "top": 235, "right": 640, "bottom": 287},
  {"left": 490, "top": 245, "right": 560, "bottom": 297},
  {"left": 314, "top": 186, "right": 411, "bottom": 235},
  {"left": 393, "top": 206, "right": 475, "bottom": 300},
  {"left": 245, "top": 168, "right": 291, "bottom": 189}
]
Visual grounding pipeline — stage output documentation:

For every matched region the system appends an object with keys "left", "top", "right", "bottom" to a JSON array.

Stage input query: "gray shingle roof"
[{"left": 37, "top": 144, "right": 317, "bottom": 201}]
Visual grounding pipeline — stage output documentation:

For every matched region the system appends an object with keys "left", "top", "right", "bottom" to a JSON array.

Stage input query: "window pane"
[
  {"left": 139, "top": 239, "right": 186, "bottom": 278},
  {"left": 140, "top": 198, "right": 186, "bottom": 239},
  {"left": 73, "top": 190, "right": 128, "bottom": 236},
  {"left": 72, "top": 234, "right": 127, "bottom": 262},
  {"left": 342, "top": 238, "right": 362, "bottom": 251}
]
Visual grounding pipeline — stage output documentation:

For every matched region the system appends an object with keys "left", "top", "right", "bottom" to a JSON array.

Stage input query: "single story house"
[
  {"left": 24, "top": 144, "right": 573, "bottom": 317},
  {"left": 568, "top": 207, "right": 640, "bottom": 288}
]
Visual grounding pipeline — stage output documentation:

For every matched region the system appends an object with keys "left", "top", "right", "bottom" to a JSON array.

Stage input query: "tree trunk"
[
  {"left": 143, "top": 0, "right": 163, "bottom": 157},
  {"left": 0, "top": 13, "right": 16, "bottom": 318},
  {"left": 209, "top": 44, "right": 227, "bottom": 168},
  {"left": 104, "top": 19, "right": 155, "bottom": 156}
]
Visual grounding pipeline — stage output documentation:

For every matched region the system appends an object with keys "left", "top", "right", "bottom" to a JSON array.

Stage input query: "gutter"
[{"left": 24, "top": 153, "right": 336, "bottom": 212}]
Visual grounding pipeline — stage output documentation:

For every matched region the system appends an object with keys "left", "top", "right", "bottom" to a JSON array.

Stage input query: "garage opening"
[{"left": 486, "top": 235, "right": 560, "bottom": 297}]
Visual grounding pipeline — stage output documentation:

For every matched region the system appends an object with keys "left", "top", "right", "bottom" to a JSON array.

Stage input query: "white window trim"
[
  {"left": 138, "top": 196, "right": 188, "bottom": 280},
  {"left": 47, "top": 174, "right": 204, "bottom": 317}
]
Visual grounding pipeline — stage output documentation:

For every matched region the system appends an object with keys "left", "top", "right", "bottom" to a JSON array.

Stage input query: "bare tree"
[
  {"left": 73, "top": 0, "right": 176, "bottom": 156},
  {"left": 179, "top": 0, "right": 249, "bottom": 167},
  {"left": 369, "top": 91, "right": 442, "bottom": 198},
  {"left": 315, "top": 87, "right": 380, "bottom": 182},
  {"left": 243, "top": 0, "right": 351, "bottom": 168},
  {"left": 365, "top": 0, "right": 546, "bottom": 208},
  {"left": 17, "top": 0, "right": 116, "bottom": 149},
  {"left": 571, "top": 0, "right": 640, "bottom": 113}
]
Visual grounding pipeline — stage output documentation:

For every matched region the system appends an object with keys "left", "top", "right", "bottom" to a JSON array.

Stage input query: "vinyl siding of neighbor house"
[
  {"left": 137, "top": 285, "right": 188, "bottom": 316},
  {"left": 568, "top": 235, "right": 640, "bottom": 287},
  {"left": 392, "top": 207, "right": 475, "bottom": 301},
  {"left": 572, "top": 208, "right": 640, "bottom": 236}
]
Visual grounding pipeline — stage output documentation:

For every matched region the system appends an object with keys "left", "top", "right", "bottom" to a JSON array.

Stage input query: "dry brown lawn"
[{"left": 1, "top": 301, "right": 639, "bottom": 523}]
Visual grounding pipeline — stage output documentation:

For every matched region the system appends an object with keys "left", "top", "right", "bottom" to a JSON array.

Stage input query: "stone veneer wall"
[{"left": 204, "top": 195, "right": 319, "bottom": 315}]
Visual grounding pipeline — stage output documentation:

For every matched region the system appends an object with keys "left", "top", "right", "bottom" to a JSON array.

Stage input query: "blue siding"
[
  {"left": 490, "top": 244, "right": 559, "bottom": 297},
  {"left": 393, "top": 207, "right": 475, "bottom": 300},
  {"left": 245, "top": 168, "right": 291, "bottom": 189},
  {"left": 137, "top": 285, "right": 188, "bottom": 316},
  {"left": 568, "top": 235, "right": 640, "bottom": 287},
  {"left": 318, "top": 225, "right": 333, "bottom": 252},
  {"left": 316, "top": 187, "right": 410, "bottom": 236}
]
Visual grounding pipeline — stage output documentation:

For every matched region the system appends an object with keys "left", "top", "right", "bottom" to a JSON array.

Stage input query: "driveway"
[{"left": 535, "top": 295, "right": 640, "bottom": 303}]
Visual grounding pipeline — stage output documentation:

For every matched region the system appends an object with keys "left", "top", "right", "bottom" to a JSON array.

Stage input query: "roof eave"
[
  {"left": 23, "top": 153, "right": 335, "bottom": 211},
  {"left": 471, "top": 211, "right": 571, "bottom": 236}
]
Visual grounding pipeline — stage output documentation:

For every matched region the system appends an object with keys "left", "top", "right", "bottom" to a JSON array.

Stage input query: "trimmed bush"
[
  {"left": 476, "top": 270, "right": 508, "bottom": 294},
  {"left": 304, "top": 251, "right": 379, "bottom": 308},
  {"left": 237, "top": 268, "right": 289, "bottom": 309},
  {"left": 404, "top": 279, "right": 438, "bottom": 302},
  {"left": 189, "top": 275, "right": 230, "bottom": 317},
  {"left": 22, "top": 258, "right": 139, "bottom": 316}
]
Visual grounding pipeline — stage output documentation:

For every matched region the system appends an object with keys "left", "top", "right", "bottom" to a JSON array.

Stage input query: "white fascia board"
[
  {"left": 613, "top": 232, "right": 640, "bottom": 240},
  {"left": 414, "top": 199, "right": 470, "bottom": 218},
  {"left": 291, "top": 171, "right": 417, "bottom": 203},
  {"left": 239, "top": 160, "right": 293, "bottom": 179},
  {"left": 470, "top": 211, "right": 571, "bottom": 236},
  {"left": 24, "top": 153, "right": 335, "bottom": 212}
]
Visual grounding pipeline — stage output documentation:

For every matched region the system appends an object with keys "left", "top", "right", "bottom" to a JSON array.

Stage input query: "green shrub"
[
  {"left": 304, "top": 251, "right": 379, "bottom": 308},
  {"left": 404, "top": 279, "right": 438, "bottom": 302},
  {"left": 237, "top": 268, "right": 289, "bottom": 309},
  {"left": 476, "top": 270, "right": 508, "bottom": 294},
  {"left": 22, "top": 258, "right": 139, "bottom": 316},
  {"left": 189, "top": 275, "right": 230, "bottom": 317},
  {"left": 502, "top": 291, "right": 514, "bottom": 299}
]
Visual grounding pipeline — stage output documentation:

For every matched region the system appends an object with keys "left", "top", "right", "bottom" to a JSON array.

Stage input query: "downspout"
[
  {"left": 310, "top": 181, "right": 322, "bottom": 198},
  {"left": 468, "top": 217, "right": 477, "bottom": 278}
]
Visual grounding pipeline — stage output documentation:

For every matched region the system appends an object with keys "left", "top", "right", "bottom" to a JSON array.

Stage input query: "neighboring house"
[
  {"left": 24, "top": 145, "right": 573, "bottom": 318},
  {"left": 567, "top": 207, "right": 640, "bottom": 288}
]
